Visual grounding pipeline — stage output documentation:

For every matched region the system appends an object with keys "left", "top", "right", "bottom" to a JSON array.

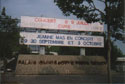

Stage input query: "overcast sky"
[
  {"left": 1, "top": 0, "right": 78, "bottom": 19},
  {"left": 1, "top": 0, "right": 125, "bottom": 54}
]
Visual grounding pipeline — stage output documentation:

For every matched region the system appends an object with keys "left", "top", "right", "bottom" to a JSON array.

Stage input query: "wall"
[{"left": 16, "top": 55, "right": 107, "bottom": 75}]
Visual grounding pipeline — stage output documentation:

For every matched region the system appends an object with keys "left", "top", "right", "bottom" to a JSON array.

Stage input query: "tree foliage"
[
  {"left": 0, "top": 7, "right": 30, "bottom": 61},
  {"left": 54, "top": 0, "right": 124, "bottom": 73},
  {"left": 54, "top": 0, "right": 124, "bottom": 41},
  {"left": 0, "top": 7, "right": 20, "bottom": 60}
]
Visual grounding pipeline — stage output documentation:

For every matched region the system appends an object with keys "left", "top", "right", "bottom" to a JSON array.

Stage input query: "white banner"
[
  {"left": 20, "top": 32, "right": 104, "bottom": 47},
  {"left": 21, "top": 16, "right": 104, "bottom": 32}
]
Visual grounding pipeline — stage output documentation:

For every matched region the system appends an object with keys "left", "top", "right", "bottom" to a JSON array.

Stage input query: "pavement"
[{"left": 1, "top": 72, "right": 125, "bottom": 84}]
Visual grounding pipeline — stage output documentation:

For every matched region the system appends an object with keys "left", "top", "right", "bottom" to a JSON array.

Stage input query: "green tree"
[
  {"left": 54, "top": 0, "right": 124, "bottom": 83},
  {"left": 0, "top": 7, "right": 19, "bottom": 71},
  {"left": 0, "top": 7, "right": 19, "bottom": 59},
  {"left": 54, "top": 0, "right": 124, "bottom": 40},
  {"left": 0, "top": 7, "right": 30, "bottom": 71},
  {"left": 1, "top": 7, "right": 6, "bottom": 16},
  {"left": 110, "top": 42, "right": 124, "bottom": 69}
]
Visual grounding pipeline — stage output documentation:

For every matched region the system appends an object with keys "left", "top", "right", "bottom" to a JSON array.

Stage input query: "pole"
[
  {"left": 80, "top": 32, "right": 85, "bottom": 56},
  {"left": 107, "top": 25, "right": 112, "bottom": 83},
  {"left": 105, "top": 0, "right": 112, "bottom": 82},
  {"left": 39, "top": 46, "right": 45, "bottom": 55},
  {"left": 39, "top": 30, "right": 46, "bottom": 55}
]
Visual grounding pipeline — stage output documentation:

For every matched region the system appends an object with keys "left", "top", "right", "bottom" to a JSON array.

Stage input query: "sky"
[
  {"left": 1, "top": 0, "right": 125, "bottom": 54},
  {"left": 1, "top": 0, "right": 78, "bottom": 19}
]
